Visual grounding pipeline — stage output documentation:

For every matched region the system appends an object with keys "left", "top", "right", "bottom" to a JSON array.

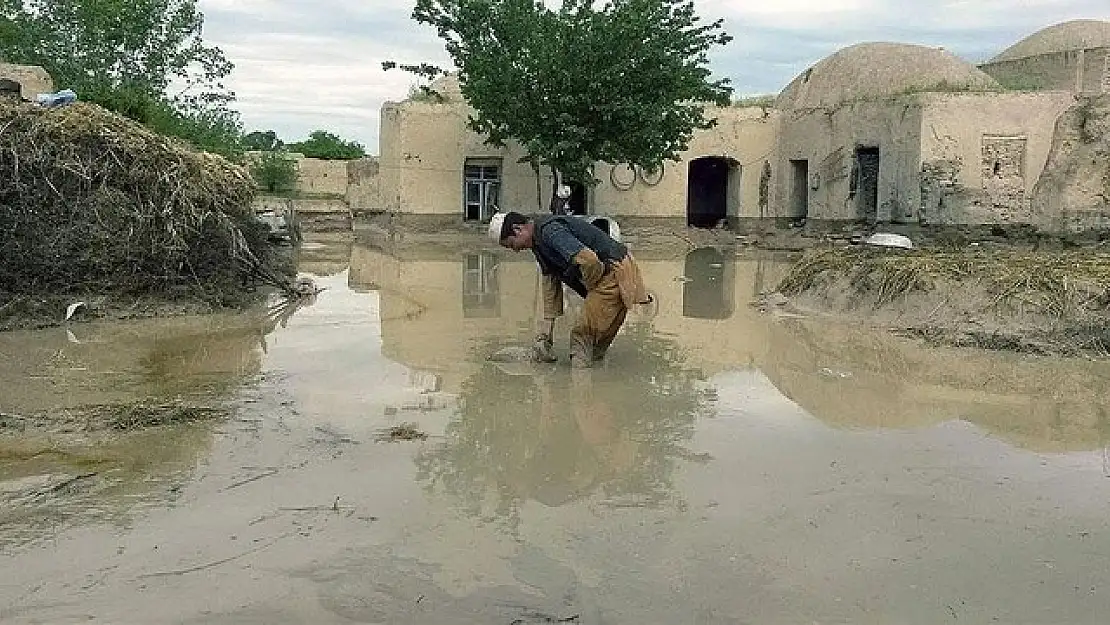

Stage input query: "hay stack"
[{"left": 0, "top": 100, "right": 287, "bottom": 302}]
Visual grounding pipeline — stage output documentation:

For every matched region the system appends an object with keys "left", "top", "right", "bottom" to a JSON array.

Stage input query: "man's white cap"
[{"left": 488, "top": 212, "right": 507, "bottom": 244}]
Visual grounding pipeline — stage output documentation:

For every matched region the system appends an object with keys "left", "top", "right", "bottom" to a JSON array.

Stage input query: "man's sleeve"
[{"left": 541, "top": 274, "right": 564, "bottom": 320}]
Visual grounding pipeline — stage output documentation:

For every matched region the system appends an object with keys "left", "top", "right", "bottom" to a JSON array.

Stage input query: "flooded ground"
[{"left": 3, "top": 234, "right": 1110, "bottom": 624}]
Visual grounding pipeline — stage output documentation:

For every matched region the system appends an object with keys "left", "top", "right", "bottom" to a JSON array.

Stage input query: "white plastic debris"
[
  {"left": 864, "top": 233, "right": 914, "bottom": 250},
  {"left": 65, "top": 301, "right": 86, "bottom": 321}
]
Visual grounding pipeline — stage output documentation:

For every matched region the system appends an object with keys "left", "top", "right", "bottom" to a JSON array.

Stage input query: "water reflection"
[
  {"left": 763, "top": 317, "right": 1110, "bottom": 453},
  {"left": 682, "top": 247, "right": 735, "bottom": 320},
  {"left": 352, "top": 238, "right": 1110, "bottom": 464},
  {"left": 415, "top": 327, "right": 712, "bottom": 533},
  {"left": 0, "top": 302, "right": 297, "bottom": 548}
]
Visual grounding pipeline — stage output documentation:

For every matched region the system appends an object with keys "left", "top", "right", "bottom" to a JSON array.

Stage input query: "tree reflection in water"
[{"left": 415, "top": 323, "right": 714, "bottom": 535}]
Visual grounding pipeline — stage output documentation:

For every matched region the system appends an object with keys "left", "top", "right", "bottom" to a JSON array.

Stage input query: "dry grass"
[
  {"left": 0, "top": 100, "right": 291, "bottom": 303},
  {"left": 778, "top": 246, "right": 1110, "bottom": 319}
]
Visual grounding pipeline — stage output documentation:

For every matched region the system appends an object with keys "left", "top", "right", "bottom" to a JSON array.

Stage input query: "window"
[{"left": 463, "top": 160, "right": 501, "bottom": 222}]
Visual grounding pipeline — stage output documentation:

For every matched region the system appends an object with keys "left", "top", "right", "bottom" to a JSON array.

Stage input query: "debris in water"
[
  {"left": 100, "top": 402, "right": 229, "bottom": 430},
  {"left": 377, "top": 423, "right": 428, "bottom": 442},
  {"left": 819, "top": 367, "right": 854, "bottom": 379},
  {"left": 64, "top": 301, "right": 86, "bottom": 321}
]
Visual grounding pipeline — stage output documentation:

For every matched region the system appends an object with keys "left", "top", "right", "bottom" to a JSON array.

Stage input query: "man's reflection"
[{"left": 415, "top": 330, "right": 711, "bottom": 533}]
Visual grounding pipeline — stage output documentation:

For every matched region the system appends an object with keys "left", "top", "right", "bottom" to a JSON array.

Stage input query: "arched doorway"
[{"left": 687, "top": 157, "right": 740, "bottom": 228}]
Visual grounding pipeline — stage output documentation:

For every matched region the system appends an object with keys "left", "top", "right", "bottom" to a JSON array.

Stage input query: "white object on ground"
[
  {"left": 864, "top": 233, "right": 914, "bottom": 250},
  {"left": 488, "top": 212, "right": 506, "bottom": 243},
  {"left": 65, "top": 301, "right": 86, "bottom": 321}
]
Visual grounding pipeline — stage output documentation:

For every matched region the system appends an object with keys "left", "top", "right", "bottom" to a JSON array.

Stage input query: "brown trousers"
[{"left": 569, "top": 254, "right": 648, "bottom": 364}]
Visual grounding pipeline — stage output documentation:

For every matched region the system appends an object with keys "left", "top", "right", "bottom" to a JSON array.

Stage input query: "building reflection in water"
[
  {"left": 682, "top": 247, "right": 735, "bottom": 320},
  {"left": 349, "top": 238, "right": 1110, "bottom": 517}
]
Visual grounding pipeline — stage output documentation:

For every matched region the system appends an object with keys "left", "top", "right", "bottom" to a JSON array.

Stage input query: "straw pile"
[
  {"left": 0, "top": 100, "right": 289, "bottom": 304},
  {"left": 777, "top": 246, "right": 1110, "bottom": 353}
]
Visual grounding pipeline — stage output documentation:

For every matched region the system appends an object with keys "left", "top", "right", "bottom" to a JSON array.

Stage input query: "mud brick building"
[{"left": 357, "top": 19, "right": 1110, "bottom": 234}]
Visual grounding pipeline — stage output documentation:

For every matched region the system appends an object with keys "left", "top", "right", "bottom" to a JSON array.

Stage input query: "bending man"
[{"left": 490, "top": 211, "right": 649, "bottom": 368}]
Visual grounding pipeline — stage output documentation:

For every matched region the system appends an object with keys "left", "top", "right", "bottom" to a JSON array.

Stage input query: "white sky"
[{"left": 196, "top": 0, "right": 1110, "bottom": 153}]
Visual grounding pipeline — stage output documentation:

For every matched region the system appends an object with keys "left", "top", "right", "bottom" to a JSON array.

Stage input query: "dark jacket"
[{"left": 531, "top": 215, "right": 628, "bottom": 298}]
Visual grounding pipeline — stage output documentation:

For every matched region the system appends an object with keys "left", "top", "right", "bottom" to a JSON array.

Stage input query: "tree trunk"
[
  {"left": 532, "top": 161, "right": 543, "bottom": 213},
  {"left": 549, "top": 167, "right": 569, "bottom": 215}
]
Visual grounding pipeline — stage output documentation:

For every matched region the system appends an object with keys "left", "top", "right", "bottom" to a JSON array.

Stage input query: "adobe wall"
[
  {"left": 917, "top": 91, "right": 1075, "bottom": 226},
  {"left": 291, "top": 155, "right": 348, "bottom": 196},
  {"left": 378, "top": 99, "right": 556, "bottom": 218},
  {"left": 1031, "top": 95, "right": 1110, "bottom": 233},
  {"left": 979, "top": 47, "right": 1109, "bottom": 94},
  {"left": 775, "top": 98, "right": 925, "bottom": 222},
  {"left": 0, "top": 63, "right": 53, "bottom": 100},
  {"left": 347, "top": 157, "right": 382, "bottom": 213},
  {"left": 592, "top": 106, "right": 780, "bottom": 221}
]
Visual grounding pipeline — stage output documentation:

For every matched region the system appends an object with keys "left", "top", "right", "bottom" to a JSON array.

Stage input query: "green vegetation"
[
  {"left": 286, "top": 130, "right": 367, "bottom": 160},
  {"left": 243, "top": 130, "right": 285, "bottom": 152},
  {"left": 385, "top": 0, "right": 733, "bottom": 204},
  {"left": 250, "top": 150, "right": 298, "bottom": 193},
  {"left": 0, "top": 0, "right": 244, "bottom": 159}
]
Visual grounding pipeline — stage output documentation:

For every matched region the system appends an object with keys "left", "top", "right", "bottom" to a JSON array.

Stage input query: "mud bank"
[{"left": 771, "top": 245, "right": 1110, "bottom": 357}]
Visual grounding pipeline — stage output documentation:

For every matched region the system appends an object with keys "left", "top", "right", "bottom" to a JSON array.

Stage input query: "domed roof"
[
  {"left": 992, "top": 20, "right": 1110, "bottom": 63},
  {"left": 776, "top": 42, "right": 1000, "bottom": 110},
  {"left": 403, "top": 73, "right": 464, "bottom": 103}
]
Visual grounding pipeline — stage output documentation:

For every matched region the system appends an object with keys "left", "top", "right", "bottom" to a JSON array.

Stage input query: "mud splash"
[{"left": 3, "top": 235, "right": 1110, "bottom": 624}]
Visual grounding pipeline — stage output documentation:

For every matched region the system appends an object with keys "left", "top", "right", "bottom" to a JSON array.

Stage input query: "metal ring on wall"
[
  {"left": 638, "top": 164, "right": 664, "bottom": 186},
  {"left": 610, "top": 163, "right": 636, "bottom": 191}
]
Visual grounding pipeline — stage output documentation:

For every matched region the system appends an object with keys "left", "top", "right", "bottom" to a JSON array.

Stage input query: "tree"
[
  {"left": 250, "top": 151, "right": 298, "bottom": 193},
  {"left": 286, "top": 130, "right": 367, "bottom": 160},
  {"left": 0, "top": 0, "right": 233, "bottom": 108},
  {"left": 385, "top": 0, "right": 733, "bottom": 211},
  {"left": 243, "top": 130, "right": 285, "bottom": 152},
  {"left": 0, "top": 0, "right": 243, "bottom": 158}
]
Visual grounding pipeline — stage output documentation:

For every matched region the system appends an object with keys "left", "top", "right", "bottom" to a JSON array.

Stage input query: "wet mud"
[{"left": 3, "top": 234, "right": 1110, "bottom": 624}]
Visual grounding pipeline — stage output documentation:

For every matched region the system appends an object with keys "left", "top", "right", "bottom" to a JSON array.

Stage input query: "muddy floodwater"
[{"left": 4, "top": 235, "right": 1110, "bottom": 624}]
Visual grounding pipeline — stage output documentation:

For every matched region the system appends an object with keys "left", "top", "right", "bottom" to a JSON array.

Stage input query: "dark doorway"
[
  {"left": 687, "top": 157, "right": 740, "bottom": 228},
  {"left": 855, "top": 147, "right": 880, "bottom": 222},
  {"left": 789, "top": 159, "right": 809, "bottom": 219},
  {"left": 0, "top": 79, "right": 21, "bottom": 100},
  {"left": 682, "top": 247, "right": 736, "bottom": 320},
  {"left": 567, "top": 181, "right": 587, "bottom": 215}
]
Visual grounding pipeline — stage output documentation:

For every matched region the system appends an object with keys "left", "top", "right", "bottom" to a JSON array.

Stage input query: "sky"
[{"left": 196, "top": 0, "right": 1110, "bottom": 154}]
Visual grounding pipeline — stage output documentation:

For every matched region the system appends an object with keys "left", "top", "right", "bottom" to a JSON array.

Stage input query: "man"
[{"left": 489, "top": 211, "right": 649, "bottom": 368}]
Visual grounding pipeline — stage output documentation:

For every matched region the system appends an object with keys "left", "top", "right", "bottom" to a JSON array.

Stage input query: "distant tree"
[
  {"left": 250, "top": 150, "right": 298, "bottom": 193},
  {"left": 243, "top": 130, "right": 285, "bottom": 152},
  {"left": 286, "top": 130, "right": 367, "bottom": 160},
  {"left": 384, "top": 0, "right": 733, "bottom": 211}
]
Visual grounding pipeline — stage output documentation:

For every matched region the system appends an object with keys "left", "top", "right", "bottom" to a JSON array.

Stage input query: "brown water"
[{"left": 3, "top": 235, "right": 1110, "bottom": 624}]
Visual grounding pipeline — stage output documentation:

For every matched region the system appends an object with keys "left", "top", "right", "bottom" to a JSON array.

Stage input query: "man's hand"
[
  {"left": 573, "top": 249, "right": 606, "bottom": 291},
  {"left": 532, "top": 333, "right": 557, "bottom": 363}
]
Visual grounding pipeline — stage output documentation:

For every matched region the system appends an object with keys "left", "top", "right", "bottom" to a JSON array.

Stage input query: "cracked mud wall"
[
  {"left": 918, "top": 92, "right": 1075, "bottom": 226},
  {"left": 1031, "top": 95, "right": 1110, "bottom": 232},
  {"left": 776, "top": 99, "right": 924, "bottom": 222}
]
